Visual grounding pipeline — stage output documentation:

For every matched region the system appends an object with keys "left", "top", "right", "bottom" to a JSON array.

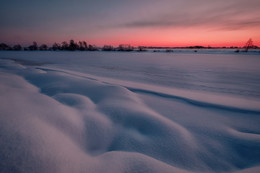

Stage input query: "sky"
[{"left": 1, "top": 0, "right": 260, "bottom": 47}]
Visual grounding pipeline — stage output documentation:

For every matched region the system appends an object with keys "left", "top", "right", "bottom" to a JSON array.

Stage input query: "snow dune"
[{"left": 0, "top": 51, "right": 260, "bottom": 173}]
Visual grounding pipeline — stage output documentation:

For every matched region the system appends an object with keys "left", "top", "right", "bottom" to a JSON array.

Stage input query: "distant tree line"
[
  {"left": 0, "top": 40, "right": 99, "bottom": 51},
  {"left": 0, "top": 40, "right": 138, "bottom": 52},
  {"left": 0, "top": 39, "right": 258, "bottom": 52}
]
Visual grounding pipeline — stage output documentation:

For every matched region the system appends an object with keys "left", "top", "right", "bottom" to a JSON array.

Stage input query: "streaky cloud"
[{"left": 120, "top": 0, "right": 260, "bottom": 31}]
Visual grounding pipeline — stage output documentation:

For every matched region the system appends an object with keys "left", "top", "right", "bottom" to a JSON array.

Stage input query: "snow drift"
[{"left": 0, "top": 51, "right": 260, "bottom": 173}]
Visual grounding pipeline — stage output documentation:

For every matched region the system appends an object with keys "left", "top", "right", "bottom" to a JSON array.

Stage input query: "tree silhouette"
[
  {"left": 102, "top": 45, "right": 114, "bottom": 51},
  {"left": 83, "top": 41, "right": 87, "bottom": 50},
  {"left": 79, "top": 41, "right": 86, "bottom": 51},
  {"left": 0, "top": 43, "right": 12, "bottom": 50},
  {"left": 28, "top": 41, "right": 38, "bottom": 51},
  {"left": 118, "top": 44, "right": 134, "bottom": 51},
  {"left": 39, "top": 44, "right": 48, "bottom": 51},
  {"left": 52, "top": 42, "right": 60, "bottom": 51},
  {"left": 137, "top": 46, "right": 147, "bottom": 52},
  {"left": 88, "top": 44, "right": 98, "bottom": 51},
  {"left": 244, "top": 38, "right": 253, "bottom": 52},
  {"left": 61, "top": 41, "right": 69, "bottom": 50},
  {"left": 69, "top": 39, "right": 78, "bottom": 51},
  {"left": 13, "top": 44, "right": 22, "bottom": 50}
]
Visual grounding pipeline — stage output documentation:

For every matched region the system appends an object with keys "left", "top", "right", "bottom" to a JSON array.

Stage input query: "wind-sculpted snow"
[{"left": 0, "top": 52, "right": 260, "bottom": 173}]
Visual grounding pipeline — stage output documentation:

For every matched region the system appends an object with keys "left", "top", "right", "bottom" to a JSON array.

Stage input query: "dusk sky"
[{"left": 1, "top": 0, "right": 260, "bottom": 47}]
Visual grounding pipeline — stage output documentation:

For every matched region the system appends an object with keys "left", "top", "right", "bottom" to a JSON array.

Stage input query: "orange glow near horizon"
[
  {"left": 4, "top": 27, "right": 260, "bottom": 47},
  {"left": 84, "top": 27, "right": 260, "bottom": 47}
]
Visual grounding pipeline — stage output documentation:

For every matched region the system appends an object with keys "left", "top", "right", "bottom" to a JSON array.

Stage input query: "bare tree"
[{"left": 244, "top": 38, "right": 253, "bottom": 52}]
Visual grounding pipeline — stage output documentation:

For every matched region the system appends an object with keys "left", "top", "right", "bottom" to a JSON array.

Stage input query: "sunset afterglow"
[{"left": 1, "top": 0, "right": 260, "bottom": 47}]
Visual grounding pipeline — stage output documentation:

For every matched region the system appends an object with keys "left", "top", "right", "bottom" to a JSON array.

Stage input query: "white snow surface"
[{"left": 0, "top": 51, "right": 260, "bottom": 173}]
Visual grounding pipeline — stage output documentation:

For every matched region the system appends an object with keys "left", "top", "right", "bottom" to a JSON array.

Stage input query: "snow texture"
[{"left": 0, "top": 51, "right": 260, "bottom": 173}]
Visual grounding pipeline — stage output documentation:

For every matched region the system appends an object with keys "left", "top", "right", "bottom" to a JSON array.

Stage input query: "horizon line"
[{"left": 1, "top": 39, "right": 259, "bottom": 48}]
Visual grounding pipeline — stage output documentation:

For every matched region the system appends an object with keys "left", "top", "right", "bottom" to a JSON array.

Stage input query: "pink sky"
[{"left": 1, "top": 0, "right": 260, "bottom": 47}]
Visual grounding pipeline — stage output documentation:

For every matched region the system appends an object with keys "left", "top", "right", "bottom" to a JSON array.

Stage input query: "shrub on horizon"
[
  {"left": 13, "top": 44, "right": 22, "bottom": 51},
  {"left": 28, "top": 42, "right": 38, "bottom": 51},
  {"left": 102, "top": 45, "right": 114, "bottom": 51}
]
